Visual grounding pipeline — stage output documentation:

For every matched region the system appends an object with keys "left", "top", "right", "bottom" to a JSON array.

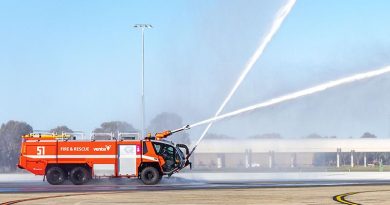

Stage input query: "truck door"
[
  {"left": 118, "top": 145, "right": 137, "bottom": 175},
  {"left": 152, "top": 142, "right": 178, "bottom": 172}
]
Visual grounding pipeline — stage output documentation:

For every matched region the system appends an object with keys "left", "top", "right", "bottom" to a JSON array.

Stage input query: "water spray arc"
[
  {"left": 193, "top": 0, "right": 297, "bottom": 152},
  {"left": 189, "top": 65, "right": 390, "bottom": 129}
]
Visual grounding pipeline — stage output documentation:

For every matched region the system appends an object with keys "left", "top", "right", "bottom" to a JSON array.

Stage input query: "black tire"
[
  {"left": 140, "top": 166, "right": 161, "bottom": 185},
  {"left": 69, "top": 166, "right": 90, "bottom": 185},
  {"left": 46, "top": 166, "right": 66, "bottom": 185}
]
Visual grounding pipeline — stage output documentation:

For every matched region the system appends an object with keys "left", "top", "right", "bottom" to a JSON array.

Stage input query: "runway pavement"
[
  {"left": 1, "top": 172, "right": 390, "bottom": 193},
  {"left": 2, "top": 173, "right": 390, "bottom": 204}
]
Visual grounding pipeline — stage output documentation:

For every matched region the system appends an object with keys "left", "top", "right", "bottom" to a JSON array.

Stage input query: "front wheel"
[
  {"left": 140, "top": 166, "right": 161, "bottom": 185},
  {"left": 46, "top": 166, "right": 66, "bottom": 185},
  {"left": 70, "top": 166, "right": 90, "bottom": 185}
]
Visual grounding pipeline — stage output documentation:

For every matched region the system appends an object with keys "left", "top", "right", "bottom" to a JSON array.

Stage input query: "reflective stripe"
[
  {"left": 119, "top": 155, "right": 137, "bottom": 159},
  {"left": 142, "top": 155, "right": 159, "bottom": 161},
  {"left": 23, "top": 154, "right": 159, "bottom": 161},
  {"left": 24, "top": 155, "right": 116, "bottom": 159}
]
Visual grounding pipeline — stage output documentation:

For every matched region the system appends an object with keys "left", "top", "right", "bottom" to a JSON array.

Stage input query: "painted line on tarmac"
[
  {"left": 333, "top": 192, "right": 360, "bottom": 205},
  {"left": 0, "top": 192, "right": 114, "bottom": 205},
  {"left": 0, "top": 188, "right": 184, "bottom": 205},
  {"left": 333, "top": 190, "right": 390, "bottom": 205}
]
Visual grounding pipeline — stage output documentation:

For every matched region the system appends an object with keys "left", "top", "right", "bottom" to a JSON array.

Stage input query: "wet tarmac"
[{"left": 2, "top": 176, "right": 390, "bottom": 193}]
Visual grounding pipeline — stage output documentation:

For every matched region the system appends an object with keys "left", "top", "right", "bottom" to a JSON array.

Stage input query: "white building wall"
[{"left": 194, "top": 139, "right": 390, "bottom": 153}]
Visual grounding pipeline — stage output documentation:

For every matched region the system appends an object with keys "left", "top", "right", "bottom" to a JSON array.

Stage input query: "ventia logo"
[{"left": 93, "top": 145, "right": 112, "bottom": 152}]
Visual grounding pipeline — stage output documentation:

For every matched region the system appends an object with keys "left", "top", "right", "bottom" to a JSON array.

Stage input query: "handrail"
[
  {"left": 91, "top": 132, "right": 114, "bottom": 140},
  {"left": 118, "top": 132, "right": 140, "bottom": 140},
  {"left": 23, "top": 131, "right": 141, "bottom": 141}
]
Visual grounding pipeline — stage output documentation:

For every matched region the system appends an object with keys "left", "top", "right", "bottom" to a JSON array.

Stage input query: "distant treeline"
[{"left": 0, "top": 112, "right": 190, "bottom": 173}]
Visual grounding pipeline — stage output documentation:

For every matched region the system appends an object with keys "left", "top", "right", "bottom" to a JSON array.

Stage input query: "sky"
[{"left": 1, "top": 0, "right": 390, "bottom": 139}]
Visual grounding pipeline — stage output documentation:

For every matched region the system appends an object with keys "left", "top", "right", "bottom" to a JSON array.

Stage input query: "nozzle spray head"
[{"left": 171, "top": 125, "right": 190, "bottom": 134}]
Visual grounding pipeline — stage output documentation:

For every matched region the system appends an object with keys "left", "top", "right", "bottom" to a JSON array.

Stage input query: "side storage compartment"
[{"left": 93, "top": 164, "right": 115, "bottom": 176}]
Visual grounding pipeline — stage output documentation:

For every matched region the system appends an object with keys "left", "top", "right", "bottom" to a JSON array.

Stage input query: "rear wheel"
[
  {"left": 140, "top": 166, "right": 161, "bottom": 185},
  {"left": 70, "top": 166, "right": 90, "bottom": 185},
  {"left": 46, "top": 166, "right": 66, "bottom": 185}
]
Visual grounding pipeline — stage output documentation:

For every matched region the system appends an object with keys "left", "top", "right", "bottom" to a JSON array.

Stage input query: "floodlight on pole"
[{"left": 134, "top": 24, "right": 152, "bottom": 139}]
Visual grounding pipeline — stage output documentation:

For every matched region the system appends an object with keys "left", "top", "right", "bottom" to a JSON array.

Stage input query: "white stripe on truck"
[{"left": 23, "top": 155, "right": 158, "bottom": 161}]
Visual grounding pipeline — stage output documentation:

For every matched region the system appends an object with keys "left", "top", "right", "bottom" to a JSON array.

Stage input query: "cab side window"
[
  {"left": 166, "top": 146, "right": 174, "bottom": 156},
  {"left": 153, "top": 143, "right": 161, "bottom": 154},
  {"left": 143, "top": 141, "right": 148, "bottom": 154},
  {"left": 152, "top": 142, "right": 174, "bottom": 156}
]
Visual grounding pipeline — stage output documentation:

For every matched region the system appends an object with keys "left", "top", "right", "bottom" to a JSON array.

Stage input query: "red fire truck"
[{"left": 18, "top": 126, "right": 191, "bottom": 185}]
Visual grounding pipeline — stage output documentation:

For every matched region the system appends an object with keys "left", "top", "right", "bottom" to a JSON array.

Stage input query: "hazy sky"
[{"left": 1, "top": 0, "right": 390, "bottom": 139}]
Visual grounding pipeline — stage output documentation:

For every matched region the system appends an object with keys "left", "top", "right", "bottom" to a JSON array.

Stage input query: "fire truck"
[{"left": 18, "top": 125, "right": 191, "bottom": 185}]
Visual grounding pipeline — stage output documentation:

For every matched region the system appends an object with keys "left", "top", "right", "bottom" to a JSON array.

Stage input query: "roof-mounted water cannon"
[{"left": 154, "top": 125, "right": 190, "bottom": 140}]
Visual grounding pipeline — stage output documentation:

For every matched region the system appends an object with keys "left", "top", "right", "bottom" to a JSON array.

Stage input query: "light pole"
[{"left": 134, "top": 24, "right": 152, "bottom": 138}]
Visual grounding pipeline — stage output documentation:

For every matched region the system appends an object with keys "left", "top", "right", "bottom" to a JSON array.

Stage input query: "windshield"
[{"left": 176, "top": 146, "right": 185, "bottom": 160}]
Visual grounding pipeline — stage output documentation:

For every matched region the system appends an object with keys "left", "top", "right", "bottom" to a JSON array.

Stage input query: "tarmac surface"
[
  {"left": 2, "top": 178, "right": 390, "bottom": 193},
  {"left": 1, "top": 172, "right": 390, "bottom": 204},
  {"left": 2, "top": 172, "right": 390, "bottom": 193}
]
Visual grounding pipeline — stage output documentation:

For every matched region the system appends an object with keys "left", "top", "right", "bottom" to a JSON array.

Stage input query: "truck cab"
[{"left": 150, "top": 140, "right": 188, "bottom": 173}]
